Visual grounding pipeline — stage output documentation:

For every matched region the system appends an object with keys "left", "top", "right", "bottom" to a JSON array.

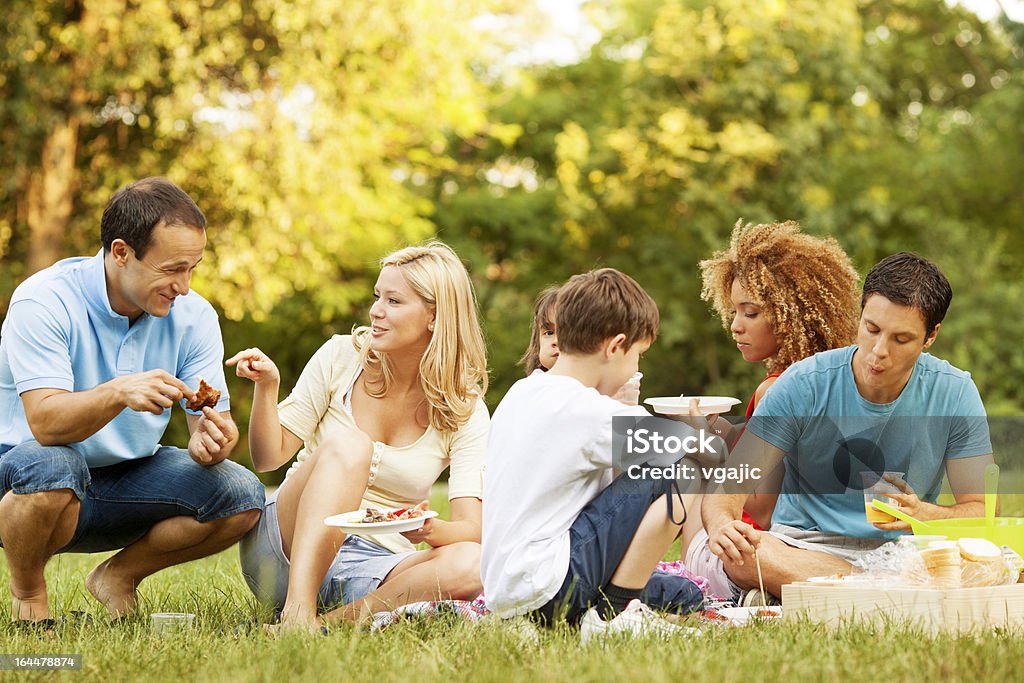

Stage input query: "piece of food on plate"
[
  {"left": 186, "top": 378, "right": 221, "bottom": 411},
  {"left": 361, "top": 507, "right": 388, "bottom": 523},
  {"left": 358, "top": 506, "right": 428, "bottom": 523},
  {"left": 700, "top": 609, "right": 730, "bottom": 623}
]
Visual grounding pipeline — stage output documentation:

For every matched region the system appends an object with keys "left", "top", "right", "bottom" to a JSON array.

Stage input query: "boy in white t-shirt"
[{"left": 481, "top": 268, "right": 705, "bottom": 640}]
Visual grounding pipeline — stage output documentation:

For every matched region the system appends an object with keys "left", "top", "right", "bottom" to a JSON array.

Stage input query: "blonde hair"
[
  {"left": 700, "top": 220, "right": 860, "bottom": 374},
  {"left": 518, "top": 286, "right": 560, "bottom": 375},
  {"left": 352, "top": 241, "right": 489, "bottom": 432}
]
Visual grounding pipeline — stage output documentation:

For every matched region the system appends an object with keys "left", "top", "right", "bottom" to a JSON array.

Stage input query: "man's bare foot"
[
  {"left": 11, "top": 588, "right": 50, "bottom": 622},
  {"left": 86, "top": 559, "right": 138, "bottom": 618}
]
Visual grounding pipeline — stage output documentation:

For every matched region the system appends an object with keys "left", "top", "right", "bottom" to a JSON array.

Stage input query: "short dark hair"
[
  {"left": 555, "top": 268, "right": 659, "bottom": 354},
  {"left": 861, "top": 252, "right": 952, "bottom": 335},
  {"left": 100, "top": 177, "right": 206, "bottom": 259}
]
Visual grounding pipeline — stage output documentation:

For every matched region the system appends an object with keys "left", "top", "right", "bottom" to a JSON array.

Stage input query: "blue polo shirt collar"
[{"left": 81, "top": 249, "right": 150, "bottom": 323}]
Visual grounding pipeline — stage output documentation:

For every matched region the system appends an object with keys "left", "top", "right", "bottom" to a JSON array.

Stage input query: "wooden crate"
[{"left": 781, "top": 581, "right": 1024, "bottom": 634}]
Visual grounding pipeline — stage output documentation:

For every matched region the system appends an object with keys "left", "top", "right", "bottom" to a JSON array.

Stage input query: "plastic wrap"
[{"left": 848, "top": 537, "right": 1022, "bottom": 588}]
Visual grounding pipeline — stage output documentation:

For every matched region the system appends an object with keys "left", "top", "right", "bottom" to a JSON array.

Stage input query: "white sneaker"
[
  {"left": 739, "top": 588, "right": 780, "bottom": 608},
  {"left": 503, "top": 617, "right": 541, "bottom": 646},
  {"left": 579, "top": 600, "right": 699, "bottom": 644}
]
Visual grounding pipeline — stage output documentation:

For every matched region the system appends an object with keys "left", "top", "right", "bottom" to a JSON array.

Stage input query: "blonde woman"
[{"left": 231, "top": 242, "right": 489, "bottom": 632}]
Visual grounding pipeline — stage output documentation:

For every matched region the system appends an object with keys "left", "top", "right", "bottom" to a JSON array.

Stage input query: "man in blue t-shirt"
[
  {"left": 0, "top": 178, "right": 264, "bottom": 623},
  {"left": 702, "top": 253, "right": 993, "bottom": 601}
]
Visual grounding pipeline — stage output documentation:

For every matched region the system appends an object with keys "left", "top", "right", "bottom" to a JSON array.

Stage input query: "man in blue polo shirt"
[
  {"left": 699, "top": 253, "right": 993, "bottom": 602},
  {"left": 0, "top": 177, "right": 264, "bottom": 623}
]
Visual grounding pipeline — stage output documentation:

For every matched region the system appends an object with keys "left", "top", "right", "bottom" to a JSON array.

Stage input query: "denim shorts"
[
  {"left": 0, "top": 440, "right": 265, "bottom": 553},
  {"left": 535, "top": 468, "right": 705, "bottom": 624},
  {"left": 238, "top": 490, "right": 415, "bottom": 610}
]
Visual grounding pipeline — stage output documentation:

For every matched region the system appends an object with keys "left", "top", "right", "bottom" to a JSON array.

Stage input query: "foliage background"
[{"left": 2, "top": 0, "right": 1022, "bottom": 482}]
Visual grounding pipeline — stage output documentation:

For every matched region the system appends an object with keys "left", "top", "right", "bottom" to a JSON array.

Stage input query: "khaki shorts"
[{"left": 767, "top": 523, "right": 886, "bottom": 563}]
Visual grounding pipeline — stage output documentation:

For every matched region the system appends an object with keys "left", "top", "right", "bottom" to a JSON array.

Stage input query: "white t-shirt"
[
  {"left": 481, "top": 370, "right": 648, "bottom": 618},
  {"left": 278, "top": 334, "right": 489, "bottom": 553}
]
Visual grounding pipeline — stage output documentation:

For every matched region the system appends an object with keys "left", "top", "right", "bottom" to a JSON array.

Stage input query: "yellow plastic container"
[{"left": 872, "top": 499, "right": 1024, "bottom": 557}]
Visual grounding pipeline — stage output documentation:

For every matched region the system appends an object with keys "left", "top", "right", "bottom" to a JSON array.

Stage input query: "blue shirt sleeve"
[
  {"left": 5, "top": 299, "right": 75, "bottom": 394},
  {"left": 176, "top": 301, "right": 230, "bottom": 414},
  {"left": 946, "top": 377, "right": 992, "bottom": 458}
]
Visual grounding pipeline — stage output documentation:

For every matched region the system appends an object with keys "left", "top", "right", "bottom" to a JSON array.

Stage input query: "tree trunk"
[
  {"left": 25, "top": 114, "right": 79, "bottom": 275},
  {"left": 24, "top": 0, "right": 91, "bottom": 277}
]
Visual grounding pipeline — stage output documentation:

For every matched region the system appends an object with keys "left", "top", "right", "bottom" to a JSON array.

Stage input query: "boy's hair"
[
  {"left": 699, "top": 219, "right": 860, "bottom": 374},
  {"left": 519, "top": 286, "right": 560, "bottom": 374},
  {"left": 555, "top": 268, "right": 658, "bottom": 354},
  {"left": 862, "top": 252, "right": 952, "bottom": 336},
  {"left": 100, "top": 177, "right": 206, "bottom": 258}
]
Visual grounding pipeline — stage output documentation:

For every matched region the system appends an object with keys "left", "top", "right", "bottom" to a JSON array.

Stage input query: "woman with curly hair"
[
  {"left": 700, "top": 220, "right": 860, "bottom": 420},
  {"left": 230, "top": 241, "right": 490, "bottom": 632},
  {"left": 684, "top": 220, "right": 859, "bottom": 600}
]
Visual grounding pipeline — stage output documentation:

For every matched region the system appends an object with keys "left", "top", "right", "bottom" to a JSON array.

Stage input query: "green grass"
[
  {"left": 2, "top": 487, "right": 1024, "bottom": 681},
  {"left": 3, "top": 550, "right": 1024, "bottom": 683}
]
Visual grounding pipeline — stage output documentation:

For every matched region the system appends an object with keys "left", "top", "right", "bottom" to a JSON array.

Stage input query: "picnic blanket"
[
  {"left": 371, "top": 595, "right": 489, "bottom": 630},
  {"left": 370, "top": 562, "right": 714, "bottom": 629}
]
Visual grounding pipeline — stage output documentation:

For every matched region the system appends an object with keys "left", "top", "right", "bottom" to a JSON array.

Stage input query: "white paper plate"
[
  {"left": 716, "top": 606, "right": 782, "bottom": 625},
  {"left": 323, "top": 509, "right": 438, "bottom": 533},
  {"left": 644, "top": 396, "right": 741, "bottom": 416}
]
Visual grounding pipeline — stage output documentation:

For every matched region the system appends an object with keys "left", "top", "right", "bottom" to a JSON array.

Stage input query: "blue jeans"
[
  {"left": 535, "top": 469, "right": 704, "bottom": 624},
  {"left": 0, "top": 441, "right": 265, "bottom": 553}
]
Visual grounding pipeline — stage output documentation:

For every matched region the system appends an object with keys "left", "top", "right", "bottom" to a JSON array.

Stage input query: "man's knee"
[
  {"left": 12, "top": 487, "right": 77, "bottom": 509},
  {"left": 0, "top": 442, "right": 90, "bottom": 499},
  {"left": 722, "top": 557, "right": 758, "bottom": 590},
  {"left": 721, "top": 538, "right": 778, "bottom": 588},
  {"left": 209, "top": 508, "right": 261, "bottom": 540},
  {"left": 203, "top": 460, "right": 265, "bottom": 519},
  {"left": 0, "top": 487, "right": 79, "bottom": 523},
  {"left": 0, "top": 488, "right": 81, "bottom": 553}
]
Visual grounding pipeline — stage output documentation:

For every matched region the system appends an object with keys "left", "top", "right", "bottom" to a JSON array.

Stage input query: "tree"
[
  {"left": 433, "top": 0, "right": 1024, "bottom": 412},
  {"left": 1, "top": 0, "right": 505, "bottom": 322},
  {"left": 1, "top": 0, "right": 521, "bottom": 477}
]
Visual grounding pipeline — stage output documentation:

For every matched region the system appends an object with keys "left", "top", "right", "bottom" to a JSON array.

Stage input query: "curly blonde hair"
[
  {"left": 700, "top": 220, "right": 860, "bottom": 374},
  {"left": 352, "top": 241, "right": 489, "bottom": 433}
]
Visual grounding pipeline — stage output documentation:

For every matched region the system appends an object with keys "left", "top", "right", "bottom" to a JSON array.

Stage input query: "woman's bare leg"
[
  {"left": 322, "top": 541, "right": 482, "bottom": 626},
  {"left": 273, "top": 428, "right": 374, "bottom": 628}
]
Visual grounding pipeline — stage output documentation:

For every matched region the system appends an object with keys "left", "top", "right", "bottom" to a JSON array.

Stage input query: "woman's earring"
[{"left": 428, "top": 323, "right": 434, "bottom": 332}]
